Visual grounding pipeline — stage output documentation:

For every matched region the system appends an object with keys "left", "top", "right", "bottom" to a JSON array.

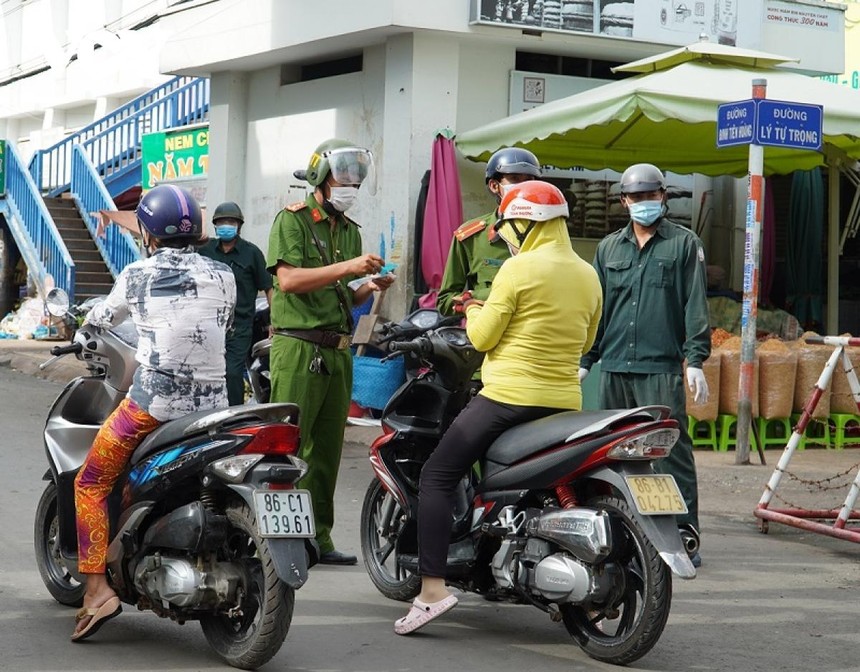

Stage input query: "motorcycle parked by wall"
[
  {"left": 361, "top": 309, "right": 695, "bottom": 666},
  {"left": 34, "top": 289, "right": 316, "bottom": 670}
]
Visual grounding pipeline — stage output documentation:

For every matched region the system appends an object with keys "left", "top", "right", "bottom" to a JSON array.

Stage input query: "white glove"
[
  {"left": 578, "top": 367, "right": 590, "bottom": 383},
  {"left": 686, "top": 367, "right": 709, "bottom": 405}
]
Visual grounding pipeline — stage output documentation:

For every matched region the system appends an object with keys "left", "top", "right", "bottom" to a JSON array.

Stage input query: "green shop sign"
[
  {"left": 141, "top": 125, "right": 209, "bottom": 191},
  {"left": 0, "top": 139, "right": 6, "bottom": 197}
]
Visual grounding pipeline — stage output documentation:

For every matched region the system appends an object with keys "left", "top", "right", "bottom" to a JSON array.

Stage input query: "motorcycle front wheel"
[
  {"left": 561, "top": 494, "right": 672, "bottom": 666},
  {"left": 200, "top": 503, "right": 294, "bottom": 670},
  {"left": 360, "top": 478, "right": 420, "bottom": 601},
  {"left": 34, "top": 481, "right": 84, "bottom": 607}
]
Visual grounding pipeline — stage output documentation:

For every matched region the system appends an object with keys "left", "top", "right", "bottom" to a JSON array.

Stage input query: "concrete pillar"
[
  {"left": 206, "top": 71, "right": 249, "bottom": 220},
  {"left": 379, "top": 33, "right": 461, "bottom": 315}
]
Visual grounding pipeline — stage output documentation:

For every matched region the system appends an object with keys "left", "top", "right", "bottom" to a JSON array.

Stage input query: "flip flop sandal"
[
  {"left": 71, "top": 596, "right": 122, "bottom": 642},
  {"left": 394, "top": 594, "right": 458, "bottom": 635}
]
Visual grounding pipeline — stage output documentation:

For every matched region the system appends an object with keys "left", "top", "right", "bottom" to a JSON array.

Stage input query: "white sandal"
[{"left": 394, "top": 594, "right": 458, "bottom": 635}]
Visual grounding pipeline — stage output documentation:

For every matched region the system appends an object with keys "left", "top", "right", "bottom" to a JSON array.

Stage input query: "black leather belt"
[{"left": 275, "top": 329, "right": 351, "bottom": 350}]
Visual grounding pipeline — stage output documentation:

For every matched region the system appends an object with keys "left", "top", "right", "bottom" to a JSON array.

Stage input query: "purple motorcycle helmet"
[{"left": 136, "top": 185, "right": 203, "bottom": 240}]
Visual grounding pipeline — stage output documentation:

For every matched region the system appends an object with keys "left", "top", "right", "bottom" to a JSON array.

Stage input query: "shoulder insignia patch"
[
  {"left": 285, "top": 201, "right": 308, "bottom": 213},
  {"left": 454, "top": 218, "right": 488, "bottom": 242}
]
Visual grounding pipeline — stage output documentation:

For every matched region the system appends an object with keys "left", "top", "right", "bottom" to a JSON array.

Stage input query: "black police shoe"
[{"left": 319, "top": 549, "right": 358, "bottom": 565}]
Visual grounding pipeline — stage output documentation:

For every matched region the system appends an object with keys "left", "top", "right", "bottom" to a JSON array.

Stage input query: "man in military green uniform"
[
  {"left": 437, "top": 147, "right": 542, "bottom": 316},
  {"left": 199, "top": 201, "right": 272, "bottom": 406},
  {"left": 579, "top": 163, "right": 711, "bottom": 568},
  {"left": 266, "top": 139, "right": 394, "bottom": 565}
]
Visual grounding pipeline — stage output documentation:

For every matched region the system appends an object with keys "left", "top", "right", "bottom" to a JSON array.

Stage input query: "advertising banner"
[
  {"left": 140, "top": 124, "right": 209, "bottom": 192},
  {"left": 471, "top": 0, "right": 764, "bottom": 48}
]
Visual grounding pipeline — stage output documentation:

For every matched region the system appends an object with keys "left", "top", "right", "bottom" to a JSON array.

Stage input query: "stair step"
[
  {"left": 68, "top": 248, "right": 101, "bottom": 262},
  {"left": 64, "top": 238, "right": 102, "bottom": 253},
  {"left": 76, "top": 271, "right": 113, "bottom": 284},
  {"left": 75, "top": 283, "right": 114, "bottom": 297},
  {"left": 54, "top": 216, "right": 88, "bottom": 228},
  {"left": 74, "top": 259, "right": 108, "bottom": 272},
  {"left": 58, "top": 228, "right": 93, "bottom": 241}
]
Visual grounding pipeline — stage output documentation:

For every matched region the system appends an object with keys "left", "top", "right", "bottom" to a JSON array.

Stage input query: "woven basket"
[{"left": 352, "top": 355, "right": 406, "bottom": 410}]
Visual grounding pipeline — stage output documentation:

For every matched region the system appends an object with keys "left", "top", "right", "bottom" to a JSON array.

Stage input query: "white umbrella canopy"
[
  {"left": 456, "top": 44, "right": 860, "bottom": 177},
  {"left": 615, "top": 41, "right": 799, "bottom": 74}
]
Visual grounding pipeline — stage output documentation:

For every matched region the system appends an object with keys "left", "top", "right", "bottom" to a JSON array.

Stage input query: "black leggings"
[{"left": 417, "top": 394, "right": 565, "bottom": 578}]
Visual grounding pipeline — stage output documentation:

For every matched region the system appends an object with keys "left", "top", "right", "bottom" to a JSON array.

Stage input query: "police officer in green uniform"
[
  {"left": 266, "top": 139, "right": 394, "bottom": 565},
  {"left": 437, "top": 147, "right": 542, "bottom": 316},
  {"left": 199, "top": 201, "right": 272, "bottom": 406},
  {"left": 579, "top": 163, "right": 711, "bottom": 568}
]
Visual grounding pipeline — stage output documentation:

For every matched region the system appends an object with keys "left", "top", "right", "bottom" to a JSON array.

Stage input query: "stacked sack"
[
  {"left": 717, "top": 335, "right": 759, "bottom": 417},
  {"left": 830, "top": 334, "right": 860, "bottom": 415},
  {"left": 788, "top": 332, "right": 832, "bottom": 418},
  {"left": 685, "top": 354, "right": 721, "bottom": 422},
  {"left": 757, "top": 338, "right": 797, "bottom": 420}
]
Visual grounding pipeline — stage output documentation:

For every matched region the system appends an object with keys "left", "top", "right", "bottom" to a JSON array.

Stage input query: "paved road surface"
[{"left": 1, "top": 360, "right": 860, "bottom": 672}]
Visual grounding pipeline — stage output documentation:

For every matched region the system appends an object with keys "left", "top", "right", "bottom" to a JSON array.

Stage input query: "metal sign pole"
[{"left": 735, "top": 78, "right": 767, "bottom": 465}]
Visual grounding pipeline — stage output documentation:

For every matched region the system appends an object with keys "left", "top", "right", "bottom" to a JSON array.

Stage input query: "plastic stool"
[
  {"left": 831, "top": 413, "right": 860, "bottom": 450},
  {"left": 717, "top": 414, "right": 758, "bottom": 452},
  {"left": 688, "top": 416, "right": 718, "bottom": 451},
  {"left": 756, "top": 417, "right": 792, "bottom": 450},
  {"left": 790, "top": 413, "right": 830, "bottom": 449}
]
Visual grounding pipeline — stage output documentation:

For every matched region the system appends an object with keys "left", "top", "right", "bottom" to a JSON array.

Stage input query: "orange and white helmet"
[
  {"left": 498, "top": 181, "right": 569, "bottom": 223},
  {"left": 494, "top": 181, "right": 569, "bottom": 250}
]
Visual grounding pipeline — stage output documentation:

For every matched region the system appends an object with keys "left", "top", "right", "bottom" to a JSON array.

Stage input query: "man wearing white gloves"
[{"left": 579, "top": 163, "right": 711, "bottom": 567}]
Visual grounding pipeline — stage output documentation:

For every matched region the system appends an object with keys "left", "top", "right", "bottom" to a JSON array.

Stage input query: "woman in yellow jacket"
[{"left": 395, "top": 181, "right": 604, "bottom": 635}]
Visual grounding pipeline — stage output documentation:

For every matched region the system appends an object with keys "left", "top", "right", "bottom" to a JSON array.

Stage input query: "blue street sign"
[
  {"left": 755, "top": 99, "right": 823, "bottom": 151},
  {"left": 716, "top": 100, "right": 757, "bottom": 147}
]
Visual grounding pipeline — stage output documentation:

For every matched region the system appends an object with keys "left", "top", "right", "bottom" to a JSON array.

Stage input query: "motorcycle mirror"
[{"left": 45, "top": 288, "right": 70, "bottom": 317}]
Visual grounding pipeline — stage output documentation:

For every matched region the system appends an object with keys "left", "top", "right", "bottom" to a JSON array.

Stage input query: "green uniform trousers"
[
  {"left": 269, "top": 335, "right": 353, "bottom": 554},
  {"left": 225, "top": 328, "right": 253, "bottom": 406},
  {"left": 598, "top": 371, "right": 698, "bottom": 530}
]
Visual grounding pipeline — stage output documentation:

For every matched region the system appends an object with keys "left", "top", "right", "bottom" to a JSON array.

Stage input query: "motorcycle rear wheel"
[
  {"left": 34, "top": 481, "right": 84, "bottom": 607},
  {"left": 561, "top": 494, "right": 672, "bottom": 666},
  {"left": 360, "top": 479, "right": 420, "bottom": 601},
  {"left": 200, "top": 503, "right": 294, "bottom": 670}
]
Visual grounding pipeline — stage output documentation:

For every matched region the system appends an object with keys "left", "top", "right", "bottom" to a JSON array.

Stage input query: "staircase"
[
  {"left": 43, "top": 197, "right": 114, "bottom": 301},
  {"left": 0, "top": 76, "right": 209, "bottom": 302}
]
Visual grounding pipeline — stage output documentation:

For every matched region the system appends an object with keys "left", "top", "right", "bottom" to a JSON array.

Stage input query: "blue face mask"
[
  {"left": 628, "top": 200, "right": 664, "bottom": 226},
  {"left": 215, "top": 224, "right": 238, "bottom": 241}
]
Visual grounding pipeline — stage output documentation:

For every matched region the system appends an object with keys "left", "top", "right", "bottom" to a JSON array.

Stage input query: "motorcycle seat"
[
  {"left": 129, "top": 403, "right": 300, "bottom": 466},
  {"left": 485, "top": 407, "right": 667, "bottom": 466}
]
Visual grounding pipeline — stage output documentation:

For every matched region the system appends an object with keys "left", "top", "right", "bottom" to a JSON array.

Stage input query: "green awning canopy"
[{"left": 456, "top": 58, "right": 860, "bottom": 177}]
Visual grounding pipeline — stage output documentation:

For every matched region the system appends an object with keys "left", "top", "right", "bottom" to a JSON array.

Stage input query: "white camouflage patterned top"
[{"left": 86, "top": 247, "right": 237, "bottom": 421}]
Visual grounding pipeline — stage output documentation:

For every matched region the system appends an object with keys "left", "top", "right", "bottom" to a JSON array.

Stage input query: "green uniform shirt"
[
  {"left": 266, "top": 195, "right": 362, "bottom": 332},
  {"left": 199, "top": 236, "right": 272, "bottom": 332},
  {"left": 437, "top": 211, "right": 511, "bottom": 316},
  {"left": 582, "top": 218, "right": 711, "bottom": 374}
]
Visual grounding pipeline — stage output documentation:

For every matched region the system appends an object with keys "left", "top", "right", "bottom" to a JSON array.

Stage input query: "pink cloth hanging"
[{"left": 418, "top": 133, "right": 463, "bottom": 308}]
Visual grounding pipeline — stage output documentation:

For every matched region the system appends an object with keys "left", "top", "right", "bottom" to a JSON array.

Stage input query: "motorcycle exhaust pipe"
[{"left": 679, "top": 525, "right": 700, "bottom": 555}]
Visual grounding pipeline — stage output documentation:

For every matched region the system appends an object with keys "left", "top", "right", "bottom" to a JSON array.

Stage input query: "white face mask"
[{"left": 328, "top": 186, "right": 359, "bottom": 212}]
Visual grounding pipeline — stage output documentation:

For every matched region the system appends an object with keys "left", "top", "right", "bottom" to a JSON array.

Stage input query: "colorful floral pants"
[{"left": 74, "top": 398, "right": 161, "bottom": 574}]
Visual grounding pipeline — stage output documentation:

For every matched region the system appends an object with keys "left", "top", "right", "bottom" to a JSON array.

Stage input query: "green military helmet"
[
  {"left": 212, "top": 201, "right": 244, "bottom": 224},
  {"left": 299, "top": 138, "right": 374, "bottom": 187}
]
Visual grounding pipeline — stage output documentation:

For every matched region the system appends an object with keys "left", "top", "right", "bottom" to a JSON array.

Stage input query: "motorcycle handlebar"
[
  {"left": 50, "top": 342, "right": 84, "bottom": 357},
  {"left": 388, "top": 339, "right": 428, "bottom": 355}
]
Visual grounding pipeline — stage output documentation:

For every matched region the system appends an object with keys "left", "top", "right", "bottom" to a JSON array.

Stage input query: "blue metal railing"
[
  {"left": 82, "top": 78, "right": 210, "bottom": 197},
  {"left": 70, "top": 145, "right": 140, "bottom": 277},
  {"left": 2, "top": 140, "right": 74, "bottom": 296},
  {"left": 29, "top": 76, "right": 209, "bottom": 196}
]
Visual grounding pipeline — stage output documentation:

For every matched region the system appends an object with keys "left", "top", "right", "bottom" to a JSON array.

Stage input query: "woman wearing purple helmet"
[{"left": 70, "top": 185, "right": 236, "bottom": 642}]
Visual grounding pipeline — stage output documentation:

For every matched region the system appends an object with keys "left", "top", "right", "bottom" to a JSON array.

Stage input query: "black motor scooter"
[{"left": 35, "top": 289, "right": 316, "bottom": 670}]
